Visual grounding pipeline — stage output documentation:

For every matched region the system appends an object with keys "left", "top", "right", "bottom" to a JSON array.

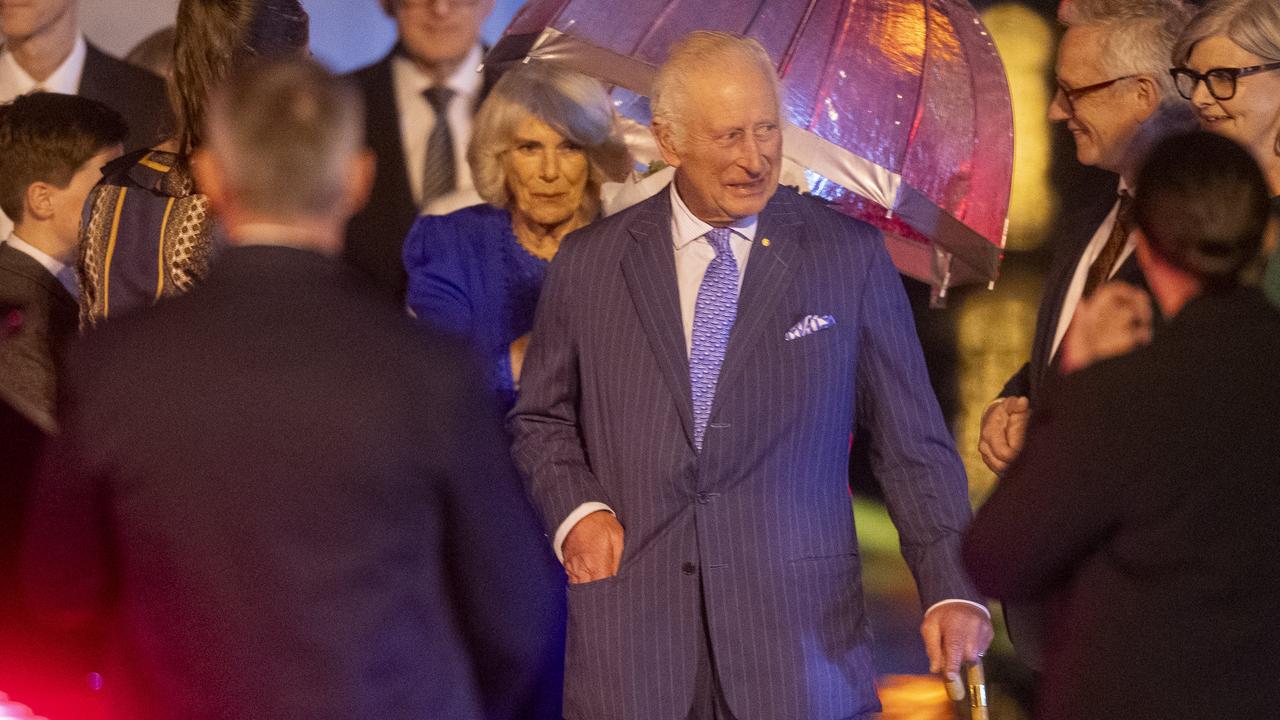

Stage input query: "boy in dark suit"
[
  {"left": 0, "top": 89, "right": 125, "bottom": 720},
  {"left": 0, "top": 91, "right": 125, "bottom": 430}
]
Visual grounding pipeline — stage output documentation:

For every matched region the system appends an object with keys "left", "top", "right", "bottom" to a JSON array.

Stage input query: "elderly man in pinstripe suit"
[{"left": 511, "top": 31, "right": 993, "bottom": 720}]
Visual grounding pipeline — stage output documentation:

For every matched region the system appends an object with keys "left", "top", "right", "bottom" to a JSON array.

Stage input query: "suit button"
[
  {"left": 682, "top": 562, "right": 696, "bottom": 575},
  {"left": 696, "top": 492, "right": 718, "bottom": 504}
]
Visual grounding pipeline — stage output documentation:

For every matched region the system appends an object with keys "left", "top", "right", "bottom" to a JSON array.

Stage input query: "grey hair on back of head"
[{"left": 205, "top": 56, "right": 363, "bottom": 217}]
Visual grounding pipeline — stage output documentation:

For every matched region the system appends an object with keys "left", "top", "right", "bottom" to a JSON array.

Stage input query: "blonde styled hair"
[{"left": 468, "top": 63, "right": 630, "bottom": 214}]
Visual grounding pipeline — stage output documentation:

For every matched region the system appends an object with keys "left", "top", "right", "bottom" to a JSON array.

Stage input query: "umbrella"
[{"left": 486, "top": 0, "right": 1014, "bottom": 297}]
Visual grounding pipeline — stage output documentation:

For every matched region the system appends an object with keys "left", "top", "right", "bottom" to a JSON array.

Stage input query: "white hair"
[
  {"left": 650, "top": 31, "right": 782, "bottom": 149},
  {"left": 1060, "top": 0, "right": 1196, "bottom": 104}
]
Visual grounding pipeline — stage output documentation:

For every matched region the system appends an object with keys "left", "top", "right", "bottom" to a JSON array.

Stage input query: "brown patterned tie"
[{"left": 1082, "top": 191, "right": 1134, "bottom": 297}]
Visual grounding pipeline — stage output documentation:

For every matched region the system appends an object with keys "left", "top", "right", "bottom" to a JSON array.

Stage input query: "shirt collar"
[
  {"left": 669, "top": 180, "right": 759, "bottom": 250},
  {"left": 0, "top": 33, "right": 87, "bottom": 98},
  {"left": 4, "top": 233, "right": 69, "bottom": 278},
  {"left": 392, "top": 43, "right": 484, "bottom": 99}
]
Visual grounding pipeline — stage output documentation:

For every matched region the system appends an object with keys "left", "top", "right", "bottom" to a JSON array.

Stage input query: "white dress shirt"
[
  {"left": 391, "top": 44, "right": 483, "bottom": 214},
  {"left": 1050, "top": 182, "right": 1138, "bottom": 359},
  {"left": 4, "top": 233, "right": 77, "bottom": 297},
  {"left": 0, "top": 34, "right": 89, "bottom": 242}
]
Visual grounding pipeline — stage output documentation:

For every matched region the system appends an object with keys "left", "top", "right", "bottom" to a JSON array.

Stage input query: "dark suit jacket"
[
  {"left": 341, "top": 50, "right": 494, "bottom": 303},
  {"left": 512, "top": 187, "right": 981, "bottom": 720},
  {"left": 0, "top": 242, "right": 77, "bottom": 426},
  {"left": 996, "top": 190, "right": 1154, "bottom": 667},
  {"left": 964, "top": 287, "right": 1280, "bottom": 720},
  {"left": 1001, "top": 191, "right": 1151, "bottom": 404},
  {"left": 21, "top": 245, "right": 565, "bottom": 720},
  {"left": 78, "top": 43, "right": 170, "bottom": 152}
]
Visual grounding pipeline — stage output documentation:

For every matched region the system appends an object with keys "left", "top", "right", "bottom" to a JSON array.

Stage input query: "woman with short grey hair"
[
  {"left": 403, "top": 63, "right": 630, "bottom": 409},
  {"left": 1170, "top": 0, "right": 1280, "bottom": 302}
]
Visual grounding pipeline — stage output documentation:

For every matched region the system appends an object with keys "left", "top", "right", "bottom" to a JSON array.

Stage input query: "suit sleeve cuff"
[
  {"left": 924, "top": 599, "right": 991, "bottom": 620},
  {"left": 553, "top": 502, "right": 615, "bottom": 564}
]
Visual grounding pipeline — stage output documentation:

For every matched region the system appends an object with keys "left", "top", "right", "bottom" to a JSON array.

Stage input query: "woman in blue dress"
[{"left": 403, "top": 64, "right": 630, "bottom": 409}]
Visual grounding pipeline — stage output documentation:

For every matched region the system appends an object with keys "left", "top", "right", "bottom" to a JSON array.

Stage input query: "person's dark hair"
[
  {"left": 171, "top": 0, "right": 309, "bottom": 163},
  {"left": 0, "top": 92, "right": 128, "bottom": 223},
  {"left": 1134, "top": 130, "right": 1270, "bottom": 289}
]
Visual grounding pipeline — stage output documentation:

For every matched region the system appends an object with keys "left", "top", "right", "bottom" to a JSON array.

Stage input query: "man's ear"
[
  {"left": 652, "top": 118, "right": 684, "bottom": 169},
  {"left": 1132, "top": 75, "right": 1161, "bottom": 122}
]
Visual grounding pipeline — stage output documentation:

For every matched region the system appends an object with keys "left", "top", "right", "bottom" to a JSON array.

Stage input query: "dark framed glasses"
[
  {"left": 1053, "top": 75, "right": 1137, "bottom": 115},
  {"left": 1170, "top": 61, "right": 1280, "bottom": 101}
]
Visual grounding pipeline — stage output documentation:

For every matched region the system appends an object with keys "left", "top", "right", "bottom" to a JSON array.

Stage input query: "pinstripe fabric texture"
[
  {"left": 690, "top": 228, "right": 738, "bottom": 450},
  {"left": 511, "top": 186, "right": 981, "bottom": 720}
]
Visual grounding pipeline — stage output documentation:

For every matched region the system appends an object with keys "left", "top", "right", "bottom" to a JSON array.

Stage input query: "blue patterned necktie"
[{"left": 690, "top": 227, "right": 739, "bottom": 450}]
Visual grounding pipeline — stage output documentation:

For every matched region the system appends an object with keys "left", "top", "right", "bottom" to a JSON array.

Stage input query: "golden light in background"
[
  {"left": 982, "top": 3, "right": 1056, "bottom": 251},
  {"left": 951, "top": 5, "right": 1058, "bottom": 502}
]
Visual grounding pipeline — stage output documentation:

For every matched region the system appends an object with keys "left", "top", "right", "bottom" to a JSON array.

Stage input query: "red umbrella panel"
[{"left": 487, "top": 0, "right": 1014, "bottom": 295}]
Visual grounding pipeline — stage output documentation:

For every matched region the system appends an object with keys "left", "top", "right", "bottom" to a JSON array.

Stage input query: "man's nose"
[
  {"left": 1047, "top": 88, "right": 1071, "bottom": 122},
  {"left": 738, "top": 136, "right": 765, "bottom": 175}
]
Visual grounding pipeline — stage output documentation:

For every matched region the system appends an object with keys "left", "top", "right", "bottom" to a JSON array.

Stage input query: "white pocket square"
[{"left": 785, "top": 314, "right": 836, "bottom": 341}]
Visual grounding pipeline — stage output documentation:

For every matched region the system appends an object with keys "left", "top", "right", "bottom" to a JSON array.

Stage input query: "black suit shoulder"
[{"left": 79, "top": 43, "right": 171, "bottom": 151}]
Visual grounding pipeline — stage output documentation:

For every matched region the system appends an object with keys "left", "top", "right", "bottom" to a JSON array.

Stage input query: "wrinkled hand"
[
  {"left": 921, "top": 603, "right": 994, "bottom": 693},
  {"left": 1060, "top": 282, "right": 1154, "bottom": 374},
  {"left": 562, "top": 510, "right": 624, "bottom": 585},
  {"left": 978, "top": 396, "right": 1030, "bottom": 475}
]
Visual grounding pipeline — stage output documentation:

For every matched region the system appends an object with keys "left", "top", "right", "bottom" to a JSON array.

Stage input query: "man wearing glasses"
[
  {"left": 343, "top": 0, "right": 496, "bottom": 303},
  {"left": 976, "top": 0, "right": 1196, "bottom": 669}
]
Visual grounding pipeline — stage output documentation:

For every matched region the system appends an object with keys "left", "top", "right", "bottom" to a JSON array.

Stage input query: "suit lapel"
[
  {"left": 619, "top": 192, "right": 696, "bottom": 447},
  {"left": 711, "top": 192, "right": 803, "bottom": 416}
]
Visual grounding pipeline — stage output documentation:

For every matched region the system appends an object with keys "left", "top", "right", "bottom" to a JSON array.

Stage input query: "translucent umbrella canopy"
[{"left": 487, "top": 0, "right": 1014, "bottom": 293}]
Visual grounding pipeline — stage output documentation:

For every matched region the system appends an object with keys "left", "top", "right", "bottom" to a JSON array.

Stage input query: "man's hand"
[
  {"left": 978, "top": 396, "right": 1030, "bottom": 475},
  {"left": 562, "top": 510, "right": 624, "bottom": 585},
  {"left": 921, "top": 603, "right": 994, "bottom": 693},
  {"left": 1060, "top": 282, "right": 1154, "bottom": 374}
]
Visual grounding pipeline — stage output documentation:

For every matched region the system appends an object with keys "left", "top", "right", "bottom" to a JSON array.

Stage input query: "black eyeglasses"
[
  {"left": 1170, "top": 61, "right": 1280, "bottom": 101},
  {"left": 1054, "top": 75, "right": 1137, "bottom": 115}
]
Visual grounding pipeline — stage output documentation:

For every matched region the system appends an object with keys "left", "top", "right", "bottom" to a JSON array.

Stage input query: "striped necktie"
[
  {"left": 421, "top": 86, "right": 457, "bottom": 205},
  {"left": 690, "top": 227, "right": 738, "bottom": 450}
]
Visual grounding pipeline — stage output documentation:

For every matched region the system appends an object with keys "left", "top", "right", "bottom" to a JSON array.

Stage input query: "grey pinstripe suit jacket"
[{"left": 511, "top": 186, "right": 981, "bottom": 720}]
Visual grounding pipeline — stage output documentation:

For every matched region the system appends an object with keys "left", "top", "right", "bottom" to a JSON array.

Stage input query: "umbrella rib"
[
  {"left": 807, "top": 0, "right": 856, "bottom": 129},
  {"left": 628, "top": 1, "right": 686, "bottom": 59},
  {"left": 777, "top": 0, "right": 820, "bottom": 77}
]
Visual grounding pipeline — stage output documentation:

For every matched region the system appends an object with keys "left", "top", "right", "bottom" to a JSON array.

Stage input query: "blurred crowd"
[{"left": 0, "top": 0, "right": 1277, "bottom": 719}]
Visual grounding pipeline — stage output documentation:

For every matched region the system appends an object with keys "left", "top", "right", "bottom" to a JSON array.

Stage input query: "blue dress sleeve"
[{"left": 403, "top": 214, "right": 474, "bottom": 337}]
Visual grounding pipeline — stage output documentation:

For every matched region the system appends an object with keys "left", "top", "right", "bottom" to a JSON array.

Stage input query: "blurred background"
[{"left": 13, "top": 0, "right": 1128, "bottom": 717}]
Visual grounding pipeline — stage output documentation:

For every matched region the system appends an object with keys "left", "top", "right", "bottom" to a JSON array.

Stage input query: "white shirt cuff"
[
  {"left": 553, "top": 502, "right": 615, "bottom": 563},
  {"left": 924, "top": 599, "right": 991, "bottom": 620}
]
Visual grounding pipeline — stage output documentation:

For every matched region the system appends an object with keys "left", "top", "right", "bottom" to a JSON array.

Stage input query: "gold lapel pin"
[{"left": 761, "top": 237, "right": 771, "bottom": 247}]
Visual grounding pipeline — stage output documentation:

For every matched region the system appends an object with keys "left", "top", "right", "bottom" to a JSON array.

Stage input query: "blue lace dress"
[{"left": 403, "top": 204, "right": 550, "bottom": 411}]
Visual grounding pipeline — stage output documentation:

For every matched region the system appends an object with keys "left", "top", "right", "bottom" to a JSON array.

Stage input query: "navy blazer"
[
  {"left": 22, "top": 246, "right": 565, "bottom": 720},
  {"left": 512, "top": 186, "right": 981, "bottom": 720},
  {"left": 1001, "top": 191, "right": 1152, "bottom": 404}
]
